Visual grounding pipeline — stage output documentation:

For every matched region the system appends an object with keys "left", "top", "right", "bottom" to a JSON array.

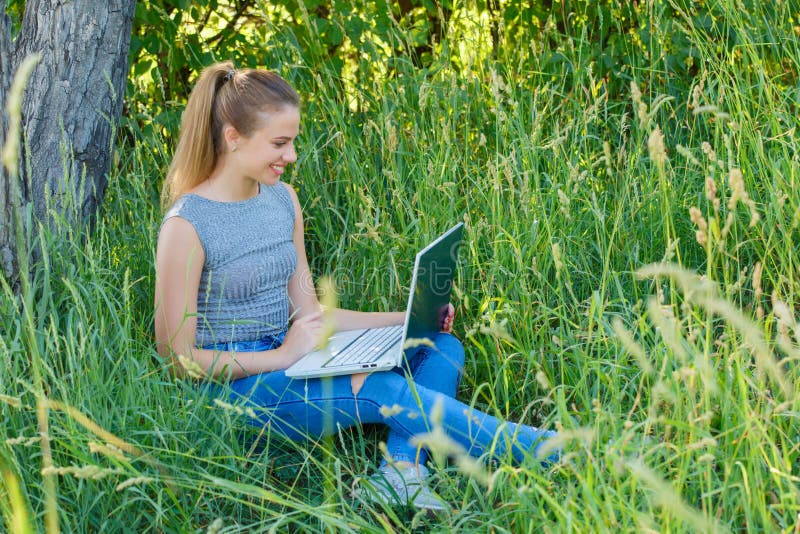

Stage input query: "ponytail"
[{"left": 162, "top": 61, "right": 300, "bottom": 208}]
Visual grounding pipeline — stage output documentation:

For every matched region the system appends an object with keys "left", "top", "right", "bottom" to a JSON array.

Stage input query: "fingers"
[
  {"left": 441, "top": 302, "right": 455, "bottom": 333},
  {"left": 285, "top": 311, "right": 326, "bottom": 357},
  {"left": 300, "top": 312, "right": 325, "bottom": 342}
]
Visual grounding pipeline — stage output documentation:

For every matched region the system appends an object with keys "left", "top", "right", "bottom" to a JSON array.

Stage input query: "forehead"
[{"left": 256, "top": 107, "right": 300, "bottom": 136}]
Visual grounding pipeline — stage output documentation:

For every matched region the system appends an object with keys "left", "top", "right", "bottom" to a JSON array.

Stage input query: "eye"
[{"left": 273, "top": 142, "right": 287, "bottom": 148}]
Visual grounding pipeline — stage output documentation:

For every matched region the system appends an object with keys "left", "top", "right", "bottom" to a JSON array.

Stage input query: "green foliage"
[
  {"left": 125, "top": 0, "right": 799, "bottom": 151},
  {"left": 2, "top": 0, "right": 24, "bottom": 37}
]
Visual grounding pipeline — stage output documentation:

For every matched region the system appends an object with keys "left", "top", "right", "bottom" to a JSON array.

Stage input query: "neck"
[{"left": 202, "top": 167, "right": 260, "bottom": 202}]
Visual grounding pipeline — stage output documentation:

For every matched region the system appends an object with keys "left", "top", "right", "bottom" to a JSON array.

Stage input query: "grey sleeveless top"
[{"left": 163, "top": 183, "right": 298, "bottom": 346}]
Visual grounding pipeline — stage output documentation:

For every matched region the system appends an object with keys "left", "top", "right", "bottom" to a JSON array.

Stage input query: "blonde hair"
[{"left": 162, "top": 61, "right": 300, "bottom": 208}]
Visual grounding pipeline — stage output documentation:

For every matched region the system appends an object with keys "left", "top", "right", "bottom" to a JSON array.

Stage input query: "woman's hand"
[
  {"left": 440, "top": 303, "right": 455, "bottom": 333},
  {"left": 281, "top": 311, "right": 325, "bottom": 361}
]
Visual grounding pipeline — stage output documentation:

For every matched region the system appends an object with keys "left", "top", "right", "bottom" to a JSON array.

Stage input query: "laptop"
[{"left": 285, "top": 223, "right": 464, "bottom": 379}]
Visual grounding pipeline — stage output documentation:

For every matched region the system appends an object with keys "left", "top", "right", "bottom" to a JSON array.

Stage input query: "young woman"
[{"left": 154, "top": 61, "right": 558, "bottom": 511}]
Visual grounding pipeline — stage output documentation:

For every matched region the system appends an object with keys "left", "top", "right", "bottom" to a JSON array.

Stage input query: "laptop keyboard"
[{"left": 322, "top": 325, "right": 403, "bottom": 368}]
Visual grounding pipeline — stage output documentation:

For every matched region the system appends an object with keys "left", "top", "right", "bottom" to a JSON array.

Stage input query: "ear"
[{"left": 222, "top": 125, "right": 241, "bottom": 151}]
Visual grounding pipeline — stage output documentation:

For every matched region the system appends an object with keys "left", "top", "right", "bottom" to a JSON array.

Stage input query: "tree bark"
[
  {"left": 1, "top": 11, "right": 14, "bottom": 277},
  {"left": 0, "top": 0, "right": 135, "bottom": 286}
]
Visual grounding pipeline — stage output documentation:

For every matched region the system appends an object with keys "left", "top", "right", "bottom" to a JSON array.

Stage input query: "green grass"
[{"left": 2, "top": 1, "right": 800, "bottom": 532}]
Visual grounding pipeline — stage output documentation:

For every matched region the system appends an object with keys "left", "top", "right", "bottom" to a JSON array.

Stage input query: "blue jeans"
[{"left": 202, "top": 332, "right": 556, "bottom": 465}]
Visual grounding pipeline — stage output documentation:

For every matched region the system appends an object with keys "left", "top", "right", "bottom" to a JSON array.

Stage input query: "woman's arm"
[
  {"left": 330, "top": 309, "right": 405, "bottom": 330},
  {"left": 332, "top": 305, "right": 455, "bottom": 332},
  {"left": 284, "top": 183, "right": 323, "bottom": 319},
  {"left": 154, "top": 217, "right": 310, "bottom": 380}
]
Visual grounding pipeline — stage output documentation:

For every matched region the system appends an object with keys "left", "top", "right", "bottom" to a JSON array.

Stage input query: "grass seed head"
[
  {"left": 557, "top": 188, "right": 570, "bottom": 218},
  {"left": 691, "top": 78, "right": 706, "bottom": 110},
  {"left": 177, "top": 354, "right": 206, "bottom": 380},
  {"left": 631, "top": 81, "right": 648, "bottom": 126},
  {"left": 701, "top": 141, "right": 717, "bottom": 163},
  {"left": 115, "top": 476, "right": 155, "bottom": 492},
  {"left": 727, "top": 168, "right": 745, "bottom": 209},
  {"left": 552, "top": 242, "right": 563, "bottom": 272},
  {"left": 89, "top": 441, "right": 128, "bottom": 462},
  {"left": 689, "top": 207, "right": 708, "bottom": 246},
  {"left": 752, "top": 262, "right": 764, "bottom": 320},
  {"left": 603, "top": 141, "right": 614, "bottom": 177},
  {"left": 42, "top": 464, "right": 123, "bottom": 480},
  {"left": 418, "top": 82, "right": 430, "bottom": 110},
  {"left": 378, "top": 404, "right": 404, "bottom": 418},
  {"left": 771, "top": 293, "right": 800, "bottom": 343},
  {"left": 206, "top": 518, "right": 225, "bottom": 534},
  {"left": 676, "top": 144, "right": 701, "bottom": 166},
  {"left": 648, "top": 126, "right": 667, "bottom": 166},
  {"left": 0, "top": 394, "right": 23, "bottom": 408},
  {"left": 705, "top": 176, "right": 719, "bottom": 211},
  {"left": 535, "top": 370, "right": 551, "bottom": 389},
  {"left": 5, "top": 435, "right": 40, "bottom": 447}
]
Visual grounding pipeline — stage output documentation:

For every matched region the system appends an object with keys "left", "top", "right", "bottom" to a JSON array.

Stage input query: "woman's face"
[{"left": 233, "top": 106, "right": 300, "bottom": 186}]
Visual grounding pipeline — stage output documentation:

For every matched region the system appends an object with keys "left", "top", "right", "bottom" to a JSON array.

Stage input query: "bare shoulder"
[
  {"left": 158, "top": 215, "right": 199, "bottom": 243},
  {"left": 281, "top": 181, "right": 303, "bottom": 218},
  {"left": 156, "top": 216, "right": 204, "bottom": 263},
  {"left": 281, "top": 181, "right": 299, "bottom": 202}
]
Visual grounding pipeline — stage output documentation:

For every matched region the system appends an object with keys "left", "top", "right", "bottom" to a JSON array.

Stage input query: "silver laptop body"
[{"left": 285, "top": 223, "right": 464, "bottom": 379}]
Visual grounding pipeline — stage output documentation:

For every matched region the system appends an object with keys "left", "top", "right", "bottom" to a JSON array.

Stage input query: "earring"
[{"left": 231, "top": 145, "right": 237, "bottom": 152}]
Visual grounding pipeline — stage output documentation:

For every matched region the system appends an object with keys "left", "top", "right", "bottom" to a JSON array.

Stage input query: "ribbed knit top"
[{"left": 163, "top": 182, "right": 298, "bottom": 346}]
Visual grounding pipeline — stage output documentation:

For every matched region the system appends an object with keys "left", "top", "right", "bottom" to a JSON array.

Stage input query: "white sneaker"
[{"left": 354, "top": 463, "right": 448, "bottom": 512}]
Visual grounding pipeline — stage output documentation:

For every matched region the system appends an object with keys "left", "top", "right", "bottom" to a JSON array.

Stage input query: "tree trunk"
[
  {"left": 0, "top": 0, "right": 135, "bottom": 287},
  {"left": 1, "top": 11, "right": 15, "bottom": 277}
]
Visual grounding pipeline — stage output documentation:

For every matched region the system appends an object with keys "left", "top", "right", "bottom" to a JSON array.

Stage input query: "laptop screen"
[{"left": 404, "top": 223, "right": 464, "bottom": 345}]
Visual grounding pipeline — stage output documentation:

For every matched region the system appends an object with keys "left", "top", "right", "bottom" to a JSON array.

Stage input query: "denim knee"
[
  {"left": 360, "top": 371, "right": 416, "bottom": 415},
  {"left": 433, "top": 332, "right": 465, "bottom": 370}
]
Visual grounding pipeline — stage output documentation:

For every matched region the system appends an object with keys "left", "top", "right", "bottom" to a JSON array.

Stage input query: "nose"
[{"left": 284, "top": 143, "right": 297, "bottom": 163}]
